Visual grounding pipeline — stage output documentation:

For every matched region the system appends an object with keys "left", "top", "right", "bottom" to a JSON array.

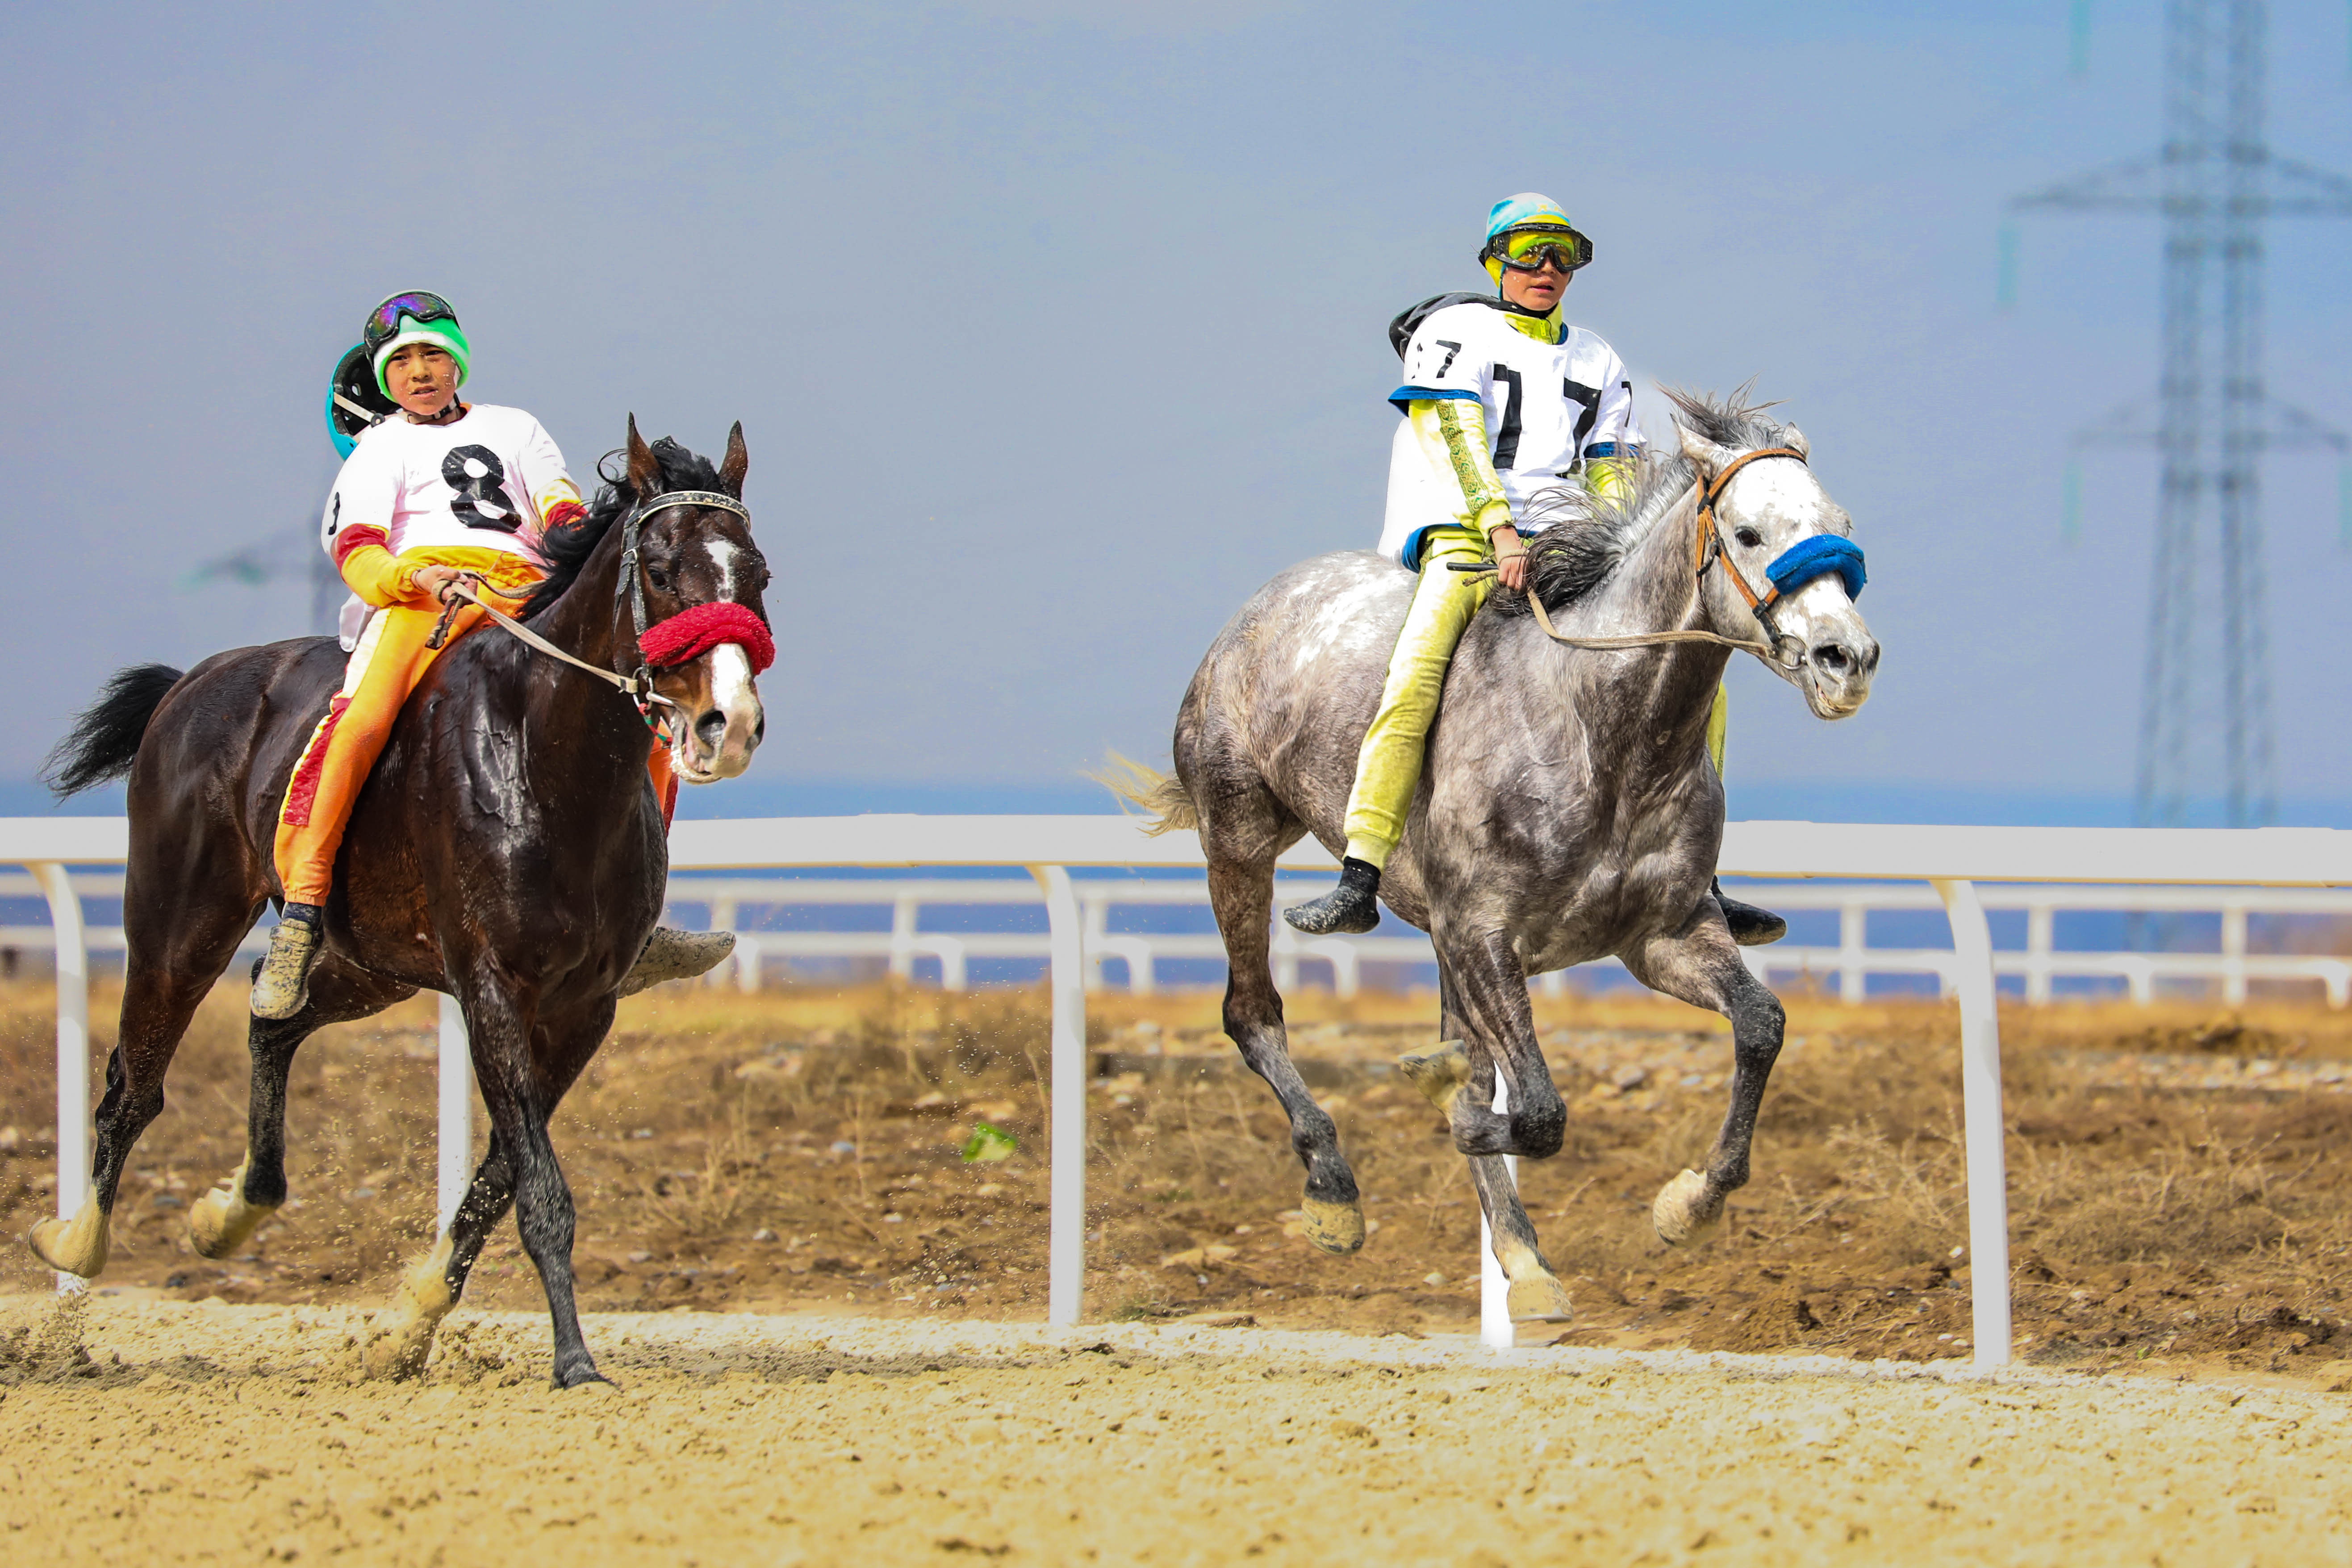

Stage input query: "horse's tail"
[
  {"left": 42, "top": 663, "right": 185, "bottom": 798},
  {"left": 1090, "top": 751, "right": 1198, "bottom": 836}
]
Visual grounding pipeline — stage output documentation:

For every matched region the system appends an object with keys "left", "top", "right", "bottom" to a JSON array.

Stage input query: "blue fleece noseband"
[{"left": 1764, "top": 534, "right": 1865, "bottom": 602}]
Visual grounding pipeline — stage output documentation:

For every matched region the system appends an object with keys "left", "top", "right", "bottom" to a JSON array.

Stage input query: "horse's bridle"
[
  {"left": 437, "top": 487, "right": 755, "bottom": 739},
  {"left": 1688, "top": 447, "right": 1814, "bottom": 670},
  {"left": 1455, "top": 446, "right": 1819, "bottom": 671}
]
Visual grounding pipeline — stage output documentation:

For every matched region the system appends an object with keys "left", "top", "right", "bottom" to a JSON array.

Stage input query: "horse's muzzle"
[
  {"left": 673, "top": 643, "right": 765, "bottom": 782},
  {"left": 1803, "top": 631, "right": 1880, "bottom": 718}
]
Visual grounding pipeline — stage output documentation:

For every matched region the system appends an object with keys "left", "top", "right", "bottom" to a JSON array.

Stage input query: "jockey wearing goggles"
[
  {"left": 1285, "top": 196, "right": 1784, "bottom": 946},
  {"left": 253, "top": 293, "right": 730, "bottom": 1018}
]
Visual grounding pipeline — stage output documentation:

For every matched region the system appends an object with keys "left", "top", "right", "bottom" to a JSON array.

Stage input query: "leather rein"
[
  {"left": 1453, "top": 447, "right": 1814, "bottom": 671},
  {"left": 427, "top": 488, "right": 753, "bottom": 740}
]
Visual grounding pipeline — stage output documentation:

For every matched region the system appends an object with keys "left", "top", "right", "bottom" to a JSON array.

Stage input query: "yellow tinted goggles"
[{"left": 1492, "top": 227, "right": 1593, "bottom": 273}]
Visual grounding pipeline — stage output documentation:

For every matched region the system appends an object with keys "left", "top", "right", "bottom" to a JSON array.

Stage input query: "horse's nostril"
[
  {"left": 752, "top": 711, "right": 766, "bottom": 746},
  {"left": 1813, "top": 645, "right": 1851, "bottom": 675},
  {"left": 695, "top": 711, "right": 727, "bottom": 748}
]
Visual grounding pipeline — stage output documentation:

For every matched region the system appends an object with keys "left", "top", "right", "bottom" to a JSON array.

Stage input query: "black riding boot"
[
  {"left": 1713, "top": 878, "right": 1787, "bottom": 947},
  {"left": 1285, "top": 857, "right": 1384, "bottom": 936}
]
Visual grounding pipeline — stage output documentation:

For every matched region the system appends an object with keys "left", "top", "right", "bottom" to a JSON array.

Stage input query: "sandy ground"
[{"left": 4, "top": 1295, "right": 2351, "bottom": 1566}]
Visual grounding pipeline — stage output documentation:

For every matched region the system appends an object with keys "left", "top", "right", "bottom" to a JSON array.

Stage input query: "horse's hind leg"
[
  {"left": 27, "top": 896, "right": 260, "bottom": 1280},
  {"left": 1207, "top": 854, "right": 1363, "bottom": 1254},
  {"left": 1401, "top": 958, "right": 1571, "bottom": 1323},
  {"left": 188, "top": 956, "right": 415, "bottom": 1259},
  {"left": 1623, "top": 916, "right": 1785, "bottom": 1245}
]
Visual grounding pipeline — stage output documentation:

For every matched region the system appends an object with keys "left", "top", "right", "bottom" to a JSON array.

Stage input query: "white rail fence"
[
  {"left": 16, "top": 872, "right": 2348, "bottom": 1007},
  {"left": 12, "top": 814, "right": 2352, "bottom": 1371}
]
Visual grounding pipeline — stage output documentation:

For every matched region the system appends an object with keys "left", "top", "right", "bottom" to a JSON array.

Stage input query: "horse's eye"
[
  {"left": 647, "top": 566, "right": 673, "bottom": 592},
  {"left": 1734, "top": 528, "right": 1763, "bottom": 549}
]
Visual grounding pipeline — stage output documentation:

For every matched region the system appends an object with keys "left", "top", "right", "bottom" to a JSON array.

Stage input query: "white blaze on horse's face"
[
  {"left": 658, "top": 528, "right": 768, "bottom": 785},
  {"left": 1682, "top": 422, "right": 1881, "bottom": 722}
]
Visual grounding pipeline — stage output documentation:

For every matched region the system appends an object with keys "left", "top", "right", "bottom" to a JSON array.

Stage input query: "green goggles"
[{"left": 1487, "top": 226, "right": 1594, "bottom": 274}]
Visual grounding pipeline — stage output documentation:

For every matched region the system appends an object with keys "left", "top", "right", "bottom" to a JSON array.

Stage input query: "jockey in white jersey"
[
  {"left": 250, "top": 291, "right": 735, "bottom": 1018},
  {"left": 1284, "top": 194, "right": 1785, "bottom": 945}
]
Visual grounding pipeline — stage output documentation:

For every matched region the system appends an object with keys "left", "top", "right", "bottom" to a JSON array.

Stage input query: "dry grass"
[{"left": 3, "top": 978, "right": 2351, "bottom": 1380}]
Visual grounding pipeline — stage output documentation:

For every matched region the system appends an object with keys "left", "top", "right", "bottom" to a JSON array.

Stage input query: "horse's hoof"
[
  {"left": 554, "top": 1364, "right": 616, "bottom": 1393},
  {"left": 1506, "top": 1272, "right": 1575, "bottom": 1324},
  {"left": 1398, "top": 1041, "right": 1473, "bottom": 1116},
  {"left": 187, "top": 1161, "right": 276, "bottom": 1260},
  {"left": 1299, "top": 1196, "right": 1366, "bottom": 1255},
  {"left": 26, "top": 1198, "right": 109, "bottom": 1279},
  {"left": 1652, "top": 1168, "right": 1725, "bottom": 1246},
  {"left": 362, "top": 1235, "right": 457, "bottom": 1381},
  {"left": 619, "top": 928, "right": 736, "bottom": 997}
]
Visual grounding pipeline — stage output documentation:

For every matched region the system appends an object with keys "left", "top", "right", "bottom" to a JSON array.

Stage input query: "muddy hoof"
[
  {"left": 620, "top": 927, "right": 737, "bottom": 997},
  {"left": 26, "top": 1199, "right": 109, "bottom": 1279},
  {"left": 1299, "top": 1196, "right": 1366, "bottom": 1255},
  {"left": 188, "top": 1162, "right": 276, "bottom": 1260},
  {"left": 362, "top": 1235, "right": 457, "bottom": 1381},
  {"left": 1398, "top": 1041, "right": 1473, "bottom": 1116},
  {"left": 1507, "top": 1273, "right": 1575, "bottom": 1324},
  {"left": 1651, "top": 1168, "right": 1725, "bottom": 1246}
]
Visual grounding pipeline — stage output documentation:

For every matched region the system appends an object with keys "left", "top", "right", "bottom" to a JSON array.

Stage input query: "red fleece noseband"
[{"left": 638, "top": 602, "right": 776, "bottom": 673}]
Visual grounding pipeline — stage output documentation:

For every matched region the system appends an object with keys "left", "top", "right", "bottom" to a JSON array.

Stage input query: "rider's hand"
[
  {"left": 1487, "top": 526, "right": 1530, "bottom": 593},
  {"left": 411, "top": 565, "right": 463, "bottom": 605}
]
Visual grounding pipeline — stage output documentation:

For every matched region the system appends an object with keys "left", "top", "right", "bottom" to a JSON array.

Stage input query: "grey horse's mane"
[{"left": 1495, "top": 385, "right": 1788, "bottom": 620}]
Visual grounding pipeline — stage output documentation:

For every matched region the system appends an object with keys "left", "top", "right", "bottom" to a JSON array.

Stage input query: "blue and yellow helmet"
[{"left": 1480, "top": 193, "right": 1594, "bottom": 285}]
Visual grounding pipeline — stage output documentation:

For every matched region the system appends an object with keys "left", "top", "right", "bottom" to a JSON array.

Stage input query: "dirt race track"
[
  {"left": 5, "top": 1296, "right": 2352, "bottom": 1566},
  {"left": 11, "top": 979, "right": 2352, "bottom": 1560}
]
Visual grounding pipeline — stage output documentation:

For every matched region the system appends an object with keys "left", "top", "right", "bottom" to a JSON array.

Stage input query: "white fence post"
[
  {"left": 436, "top": 993, "right": 472, "bottom": 1231},
  {"left": 2222, "top": 902, "right": 2249, "bottom": 1006},
  {"left": 31, "top": 862, "right": 89, "bottom": 1296},
  {"left": 1933, "top": 878, "right": 2013, "bottom": 1370},
  {"left": 1030, "top": 864, "right": 1086, "bottom": 1328},
  {"left": 1479, "top": 1075, "right": 1515, "bottom": 1350}
]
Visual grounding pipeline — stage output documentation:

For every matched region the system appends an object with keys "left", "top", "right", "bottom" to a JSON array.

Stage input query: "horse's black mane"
[
  {"left": 1491, "top": 385, "right": 1790, "bottom": 621},
  {"left": 517, "top": 437, "right": 724, "bottom": 621}
]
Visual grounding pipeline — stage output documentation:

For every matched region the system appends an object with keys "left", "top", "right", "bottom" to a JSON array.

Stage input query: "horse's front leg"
[
  {"left": 1404, "top": 929, "right": 1564, "bottom": 1158},
  {"left": 1401, "top": 949, "right": 1574, "bottom": 1322},
  {"left": 363, "top": 1129, "right": 514, "bottom": 1380},
  {"left": 1622, "top": 909, "right": 1786, "bottom": 1245}
]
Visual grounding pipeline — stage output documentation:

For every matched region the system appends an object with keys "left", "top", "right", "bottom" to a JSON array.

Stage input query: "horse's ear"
[
  {"left": 1777, "top": 423, "right": 1809, "bottom": 460},
  {"left": 1675, "top": 418, "right": 1737, "bottom": 479},
  {"left": 625, "top": 414, "right": 662, "bottom": 494},
  {"left": 719, "top": 421, "right": 748, "bottom": 499}
]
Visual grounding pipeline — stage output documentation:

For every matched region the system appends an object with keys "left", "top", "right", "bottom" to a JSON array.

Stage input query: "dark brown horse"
[{"left": 30, "top": 419, "right": 769, "bottom": 1388}]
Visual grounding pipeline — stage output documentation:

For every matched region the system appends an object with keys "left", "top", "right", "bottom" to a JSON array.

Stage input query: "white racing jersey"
[
  {"left": 1376, "top": 298, "right": 1641, "bottom": 566},
  {"left": 320, "top": 403, "right": 585, "bottom": 647}
]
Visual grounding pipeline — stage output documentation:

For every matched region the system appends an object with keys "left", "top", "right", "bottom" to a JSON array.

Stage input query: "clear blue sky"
[{"left": 5, "top": 1, "right": 2348, "bottom": 821}]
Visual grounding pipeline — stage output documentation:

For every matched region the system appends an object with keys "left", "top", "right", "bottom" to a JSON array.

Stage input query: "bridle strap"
[
  {"left": 1473, "top": 446, "right": 1815, "bottom": 669},
  {"left": 1692, "top": 447, "right": 1810, "bottom": 616},
  {"left": 434, "top": 486, "right": 756, "bottom": 739}
]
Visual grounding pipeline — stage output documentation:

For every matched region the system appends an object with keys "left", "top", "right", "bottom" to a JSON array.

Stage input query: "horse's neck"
[
  {"left": 1585, "top": 480, "right": 1707, "bottom": 636},
  {"left": 482, "top": 524, "right": 650, "bottom": 785},
  {"left": 1503, "top": 479, "right": 1731, "bottom": 794},
  {"left": 534, "top": 532, "right": 629, "bottom": 675}
]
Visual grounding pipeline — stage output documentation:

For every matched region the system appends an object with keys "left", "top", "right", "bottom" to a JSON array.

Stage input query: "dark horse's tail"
[{"left": 42, "top": 663, "right": 184, "bottom": 799}]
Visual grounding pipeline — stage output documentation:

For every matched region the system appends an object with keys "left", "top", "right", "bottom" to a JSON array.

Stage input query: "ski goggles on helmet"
[
  {"left": 363, "top": 290, "right": 461, "bottom": 352},
  {"left": 1485, "top": 226, "right": 1593, "bottom": 274}
]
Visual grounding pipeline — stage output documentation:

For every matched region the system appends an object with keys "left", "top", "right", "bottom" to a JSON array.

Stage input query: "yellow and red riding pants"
[{"left": 274, "top": 548, "right": 677, "bottom": 906}]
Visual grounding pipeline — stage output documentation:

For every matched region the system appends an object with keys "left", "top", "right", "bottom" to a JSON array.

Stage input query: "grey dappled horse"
[{"left": 1123, "top": 390, "right": 1879, "bottom": 1322}]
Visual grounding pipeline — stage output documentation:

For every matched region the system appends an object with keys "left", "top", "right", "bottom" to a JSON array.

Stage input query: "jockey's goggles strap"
[
  {"left": 1487, "top": 227, "right": 1593, "bottom": 274},
  {"left": 363, "top": 290, "right": 460, "bottom": 352}
]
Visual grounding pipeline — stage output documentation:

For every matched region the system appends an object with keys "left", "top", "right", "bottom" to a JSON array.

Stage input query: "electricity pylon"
[{"left": 2011, "top": 0, "right": 2352, "bottom": 827}]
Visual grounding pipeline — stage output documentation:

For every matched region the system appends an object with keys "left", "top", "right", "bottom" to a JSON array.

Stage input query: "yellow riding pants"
[
  {"left": 275, "top": 552, "right": 680, "bottom": 906},
  {"left": 1340, "top": 528, "right": 1733, "bottom": 870}
]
